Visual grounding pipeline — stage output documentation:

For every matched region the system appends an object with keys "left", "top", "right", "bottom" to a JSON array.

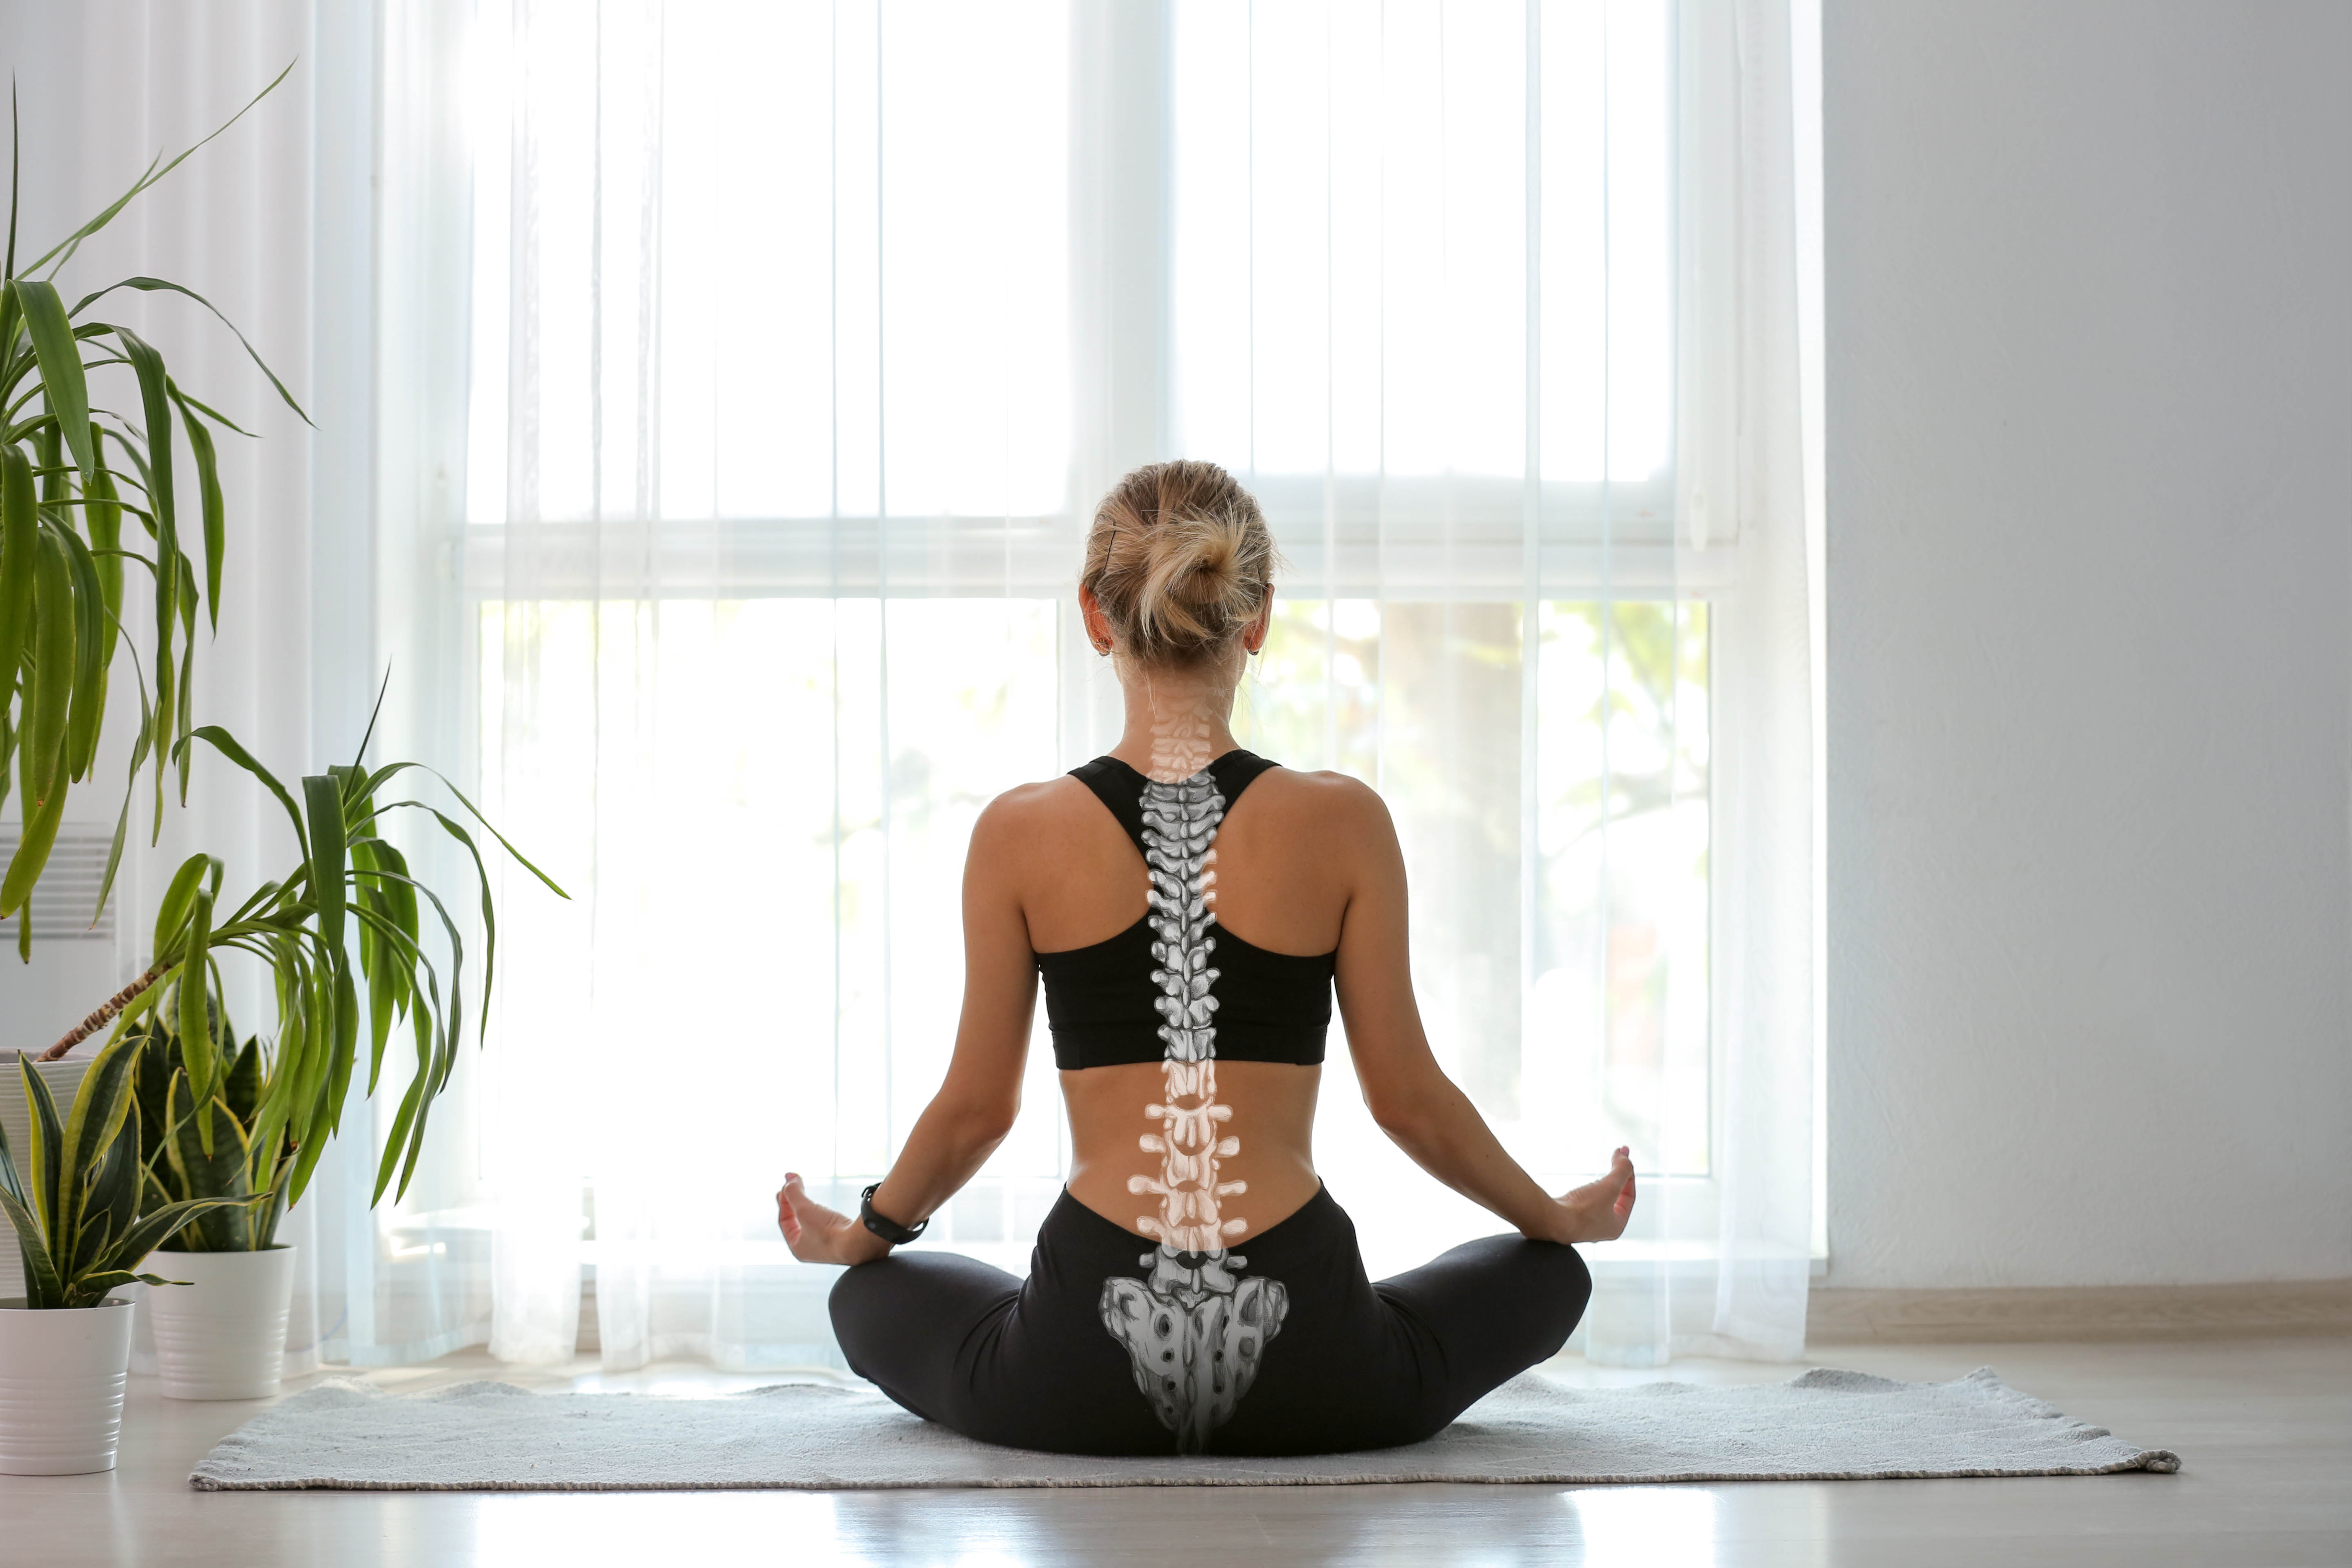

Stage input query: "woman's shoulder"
[
  {"left": 976, "top": 773, "right": 1098, "bottom": 834},
  {"left": 1247, "top": 763, "right": 1394, "bottom": 836}
]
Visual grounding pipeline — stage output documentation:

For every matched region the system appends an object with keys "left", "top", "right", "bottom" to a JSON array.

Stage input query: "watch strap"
[{"left": 859, "top": 1183, "right": 929, "bottom": 1245}]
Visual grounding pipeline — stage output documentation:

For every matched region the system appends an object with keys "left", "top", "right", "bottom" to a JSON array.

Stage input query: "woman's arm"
[
  {"left": 1327, "top": 780, "right": 1635, "bottom": 1246},
  {"left": 778, "top": 792, "right": 1042, "bottom": 1266}
]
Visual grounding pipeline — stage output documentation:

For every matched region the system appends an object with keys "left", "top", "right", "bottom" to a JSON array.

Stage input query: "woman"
[{"left": 777, "top": 460, "right": 1635, "bottom": 1457}]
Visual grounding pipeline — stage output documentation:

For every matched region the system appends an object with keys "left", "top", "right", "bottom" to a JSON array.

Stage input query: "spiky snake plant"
[
  {"left": 123, "top": 1005, "right": 288, "bottom": 1252},
  {"left": 0, "top": 1035, "right": 253, "bottom": 1309}
]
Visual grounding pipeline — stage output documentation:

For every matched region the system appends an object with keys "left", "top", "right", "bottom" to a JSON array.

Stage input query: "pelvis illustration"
[
  {"left": 1100, "top": 769, "right": 1291, "bottom": 1452},
  {"left": 1100, "top": 1247, "right": 1289, "bottom": 1454}
]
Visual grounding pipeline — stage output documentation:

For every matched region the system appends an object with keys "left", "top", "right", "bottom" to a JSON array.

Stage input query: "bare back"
[{"left": 1000, "top": 760, "right": 1365, "bottom": 1242}]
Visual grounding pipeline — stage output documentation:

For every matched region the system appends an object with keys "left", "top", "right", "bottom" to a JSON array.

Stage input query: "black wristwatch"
[{"left": 859, "top": 1183, "right": 929, "bottom": 1245}]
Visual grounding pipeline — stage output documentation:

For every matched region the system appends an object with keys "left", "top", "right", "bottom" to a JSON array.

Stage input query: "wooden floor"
[{"left": 4, "top": 1336, "right": 2345, "bottom": 1566}]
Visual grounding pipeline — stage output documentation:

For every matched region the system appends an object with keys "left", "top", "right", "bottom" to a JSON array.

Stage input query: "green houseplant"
[
  {"left": 0, "top": 69, "right": 307, "bottom": 948},
  {"left": 44, "top": 718, "right": 563, "bottom": 1198},
  {"left": 0, "top": 1036, "right": 253, "bottom": 1471},
  {"left": 0, "top": 61, "right": 313, "bottom": 1470},
  {"left": 28, "top": 715, "right": 564, "bottom": 1399},
  {"left": 127, "top": 1009, "right": 287, "bottom": 1253},
  {"left": 0, "top": 64, "right": 559, "bottom": 1420},
  {"left": 0, "top": 1037, "right": 249, "bottom": 1308}
]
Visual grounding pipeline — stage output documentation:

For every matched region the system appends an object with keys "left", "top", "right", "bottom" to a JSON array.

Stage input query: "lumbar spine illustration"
[{"left": 1098, "top": 705, "right": 1289, "bottom": 1453}]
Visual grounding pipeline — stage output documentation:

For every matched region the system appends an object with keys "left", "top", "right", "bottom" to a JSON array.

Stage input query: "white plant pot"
[
  {"left": 0, "top": 1296, "right": 136, "bottom": 1474},
  {"left": 143, "top": 1245, "right": 296, "bottom": 1401}
]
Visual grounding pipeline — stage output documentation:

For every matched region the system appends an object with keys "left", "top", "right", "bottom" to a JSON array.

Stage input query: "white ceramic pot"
[
  {"left": 0, "top": 1296, "right": 137, "bottom": 1474},
  {"left": 143, "top": 1245, "right": 296, "bottom": 1401}
]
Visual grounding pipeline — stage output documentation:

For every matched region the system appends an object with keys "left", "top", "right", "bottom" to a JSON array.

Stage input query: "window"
[{"left": 383, "top": 0, "right": 1815, "bottom": 1365}]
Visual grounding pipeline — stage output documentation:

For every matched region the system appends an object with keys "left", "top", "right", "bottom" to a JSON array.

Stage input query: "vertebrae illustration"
[
  {"left": 1098, "top": 705, "right": 1289, "bottom": 1453},
  {"left": 1131, "top": 773, "right": 1243, "bottom": 1251}
]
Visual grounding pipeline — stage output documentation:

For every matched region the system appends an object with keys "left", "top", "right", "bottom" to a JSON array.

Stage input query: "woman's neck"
[{"left": 1108, "top": 660, "right": 1243, "bottom": 782}]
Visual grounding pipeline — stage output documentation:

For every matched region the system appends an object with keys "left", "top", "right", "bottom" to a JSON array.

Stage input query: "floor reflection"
[
  {"left": 1566, "top": 1486, "right": 1720, "bottom": 1566},
  {"left": 458, "top": 1484, "right": 1601, "bottom": 1567},
  {"left": 470, "top": 1492, "right": 858, "bottom": 1564}
]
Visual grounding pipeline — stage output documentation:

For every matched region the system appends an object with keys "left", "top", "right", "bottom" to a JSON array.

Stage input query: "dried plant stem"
[{"left": 38, "top": 964, "right": 162, "bottom": 1061}]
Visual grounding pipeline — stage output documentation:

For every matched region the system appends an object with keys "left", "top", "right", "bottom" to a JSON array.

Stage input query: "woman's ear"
[
  {"left": 1079, "top": 581, "right": 1116, "bottom": 656},
  {"left": 1243, "top": 590, "right": 1274, "bottom": 655}
]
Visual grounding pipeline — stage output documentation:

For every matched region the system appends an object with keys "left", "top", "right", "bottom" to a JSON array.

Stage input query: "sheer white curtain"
[{"left": 404, "top": 0, "right": 1817, "bottom": 1370}]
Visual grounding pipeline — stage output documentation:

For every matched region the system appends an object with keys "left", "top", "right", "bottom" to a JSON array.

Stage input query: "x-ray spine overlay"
[{"left": 1098, "top": 709, "right": 1289, "bottom": 1453}]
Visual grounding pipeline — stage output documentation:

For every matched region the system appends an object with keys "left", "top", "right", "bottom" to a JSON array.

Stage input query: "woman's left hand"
[{"left": 777, "top": 1173, "right": 892, "bottom": 1266}]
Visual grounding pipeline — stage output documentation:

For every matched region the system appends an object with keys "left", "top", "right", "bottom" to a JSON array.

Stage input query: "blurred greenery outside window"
[{"left": 474, "top": 590, "right": 1711, "bottom": 1275}]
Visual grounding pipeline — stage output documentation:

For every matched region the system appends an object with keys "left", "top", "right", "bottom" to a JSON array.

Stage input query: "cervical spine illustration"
[{"left": 1098, "top": 709, "right": 1289, "bottom": 1453}]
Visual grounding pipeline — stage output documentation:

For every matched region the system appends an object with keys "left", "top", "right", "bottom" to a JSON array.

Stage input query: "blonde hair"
[{"left": 1081, "top": 461, "right": 1276, "bottom": 665}]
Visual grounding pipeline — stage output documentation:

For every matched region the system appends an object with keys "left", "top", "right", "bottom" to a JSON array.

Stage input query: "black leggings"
[{"left": 830, "top": 1185, "right": 1591, "bottom": 1457}]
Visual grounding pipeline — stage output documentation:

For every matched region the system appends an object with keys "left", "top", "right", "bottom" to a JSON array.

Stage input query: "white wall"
[{"left": 1825, "top": 0, "right": 2352, "bottom": 1287}]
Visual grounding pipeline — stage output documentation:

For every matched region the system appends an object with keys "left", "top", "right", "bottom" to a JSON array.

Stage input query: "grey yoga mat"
[{"left": 188, "top": 1366, "right": 2180, "bottom": 1491}]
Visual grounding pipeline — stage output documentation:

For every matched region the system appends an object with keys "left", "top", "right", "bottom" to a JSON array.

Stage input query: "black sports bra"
[{"left": 1036, "top": 750, "right": 1336, "bottom": 1070}]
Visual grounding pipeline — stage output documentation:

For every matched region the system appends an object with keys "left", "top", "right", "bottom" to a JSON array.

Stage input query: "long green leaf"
[
  {"left": 178, "top": 899, "right": 216, "bottom": 1140},
  {"left": 176, "top": 727, "right": 307, "bottom": 858},
  {"left": 71, "top": 278, "right": 310, "bottom": 426},
  {"left": 164, "top": 1072, "right": 250, "bottom": 1251},
  {"left": 0, "top": 1182, "right": 64, "bottom": 1307},
  {"left": 12, "top": 279, "right": 95, "bottom": 479},
  {"left": 85, "top": 427, "right": 123, "bottom": 631},
  {"left": 55, "top": 520, "right": 107, "bottom": 781},
  {"left": 117, "top": 326, "right": 175, "bottom": 813},
  {"left": 23, "top": 60, "right": 297, "bottom": 277},
  {"left": 64, "top": 1269, "right": 153, "bottom": 1308},
  {"left": 95, "top": 1098, "right": 142, "bottom": 1256},
  {"left": 114, "top": 329, "right": 176, "bottom": 552},
  {"left": 23, "top": 528, "right": 73, "bottom": 805},
  {"left": 1, "top": 779, "right": 63, "bottom": 921},
  {"left": 18, "top": 1054, "right": 64, "bottom": 1247},
  {"left": 164, "top": 387, "right": 255, "bottom": 439},
  {"left": 129, "top": 1023, "right": 177, "bottom": 1172},
  {"left": 5, "top": 82, "right": 19, "bottom": 282},
  {"left": 152, "top": 853, "right": 212, "bottom": 958},
  {"left": 55, "top": 1032, "right": 137, "bottom": 1258},
  {"left": 0, "top": 1065, "right": 40, "bottom": 1298},
  {"left": 70, "top": 1105, "right": 140, "bottom": 1280},
  {"left": 0, "top": 1076, "right": 26, "bottom": 1214},
  {"left": 385, "top": 802, "right": 503, "bottom": 1043},
  {"left": 373, "top": 1069, "right": 427, "bottom": 1207},
  {"left": 277, "top": 942, "right": 327, "bottom": 1145},
  {"left": 169, "top": 386, "right": 224, "bottom": 625},
  {"left": 361, "top": 766, "right": 569, "bottom": 899},
  {"left": 0, "top": 441, "right": 34, "bottom": 711},
  {"left": 303, "top": 773, "right": 347, "bottom": 961},
  {"left": 350, "top": 668, "right": 391, "bottom": 774},
  {"left": 343, "top": 864, "right": 463, "bottom": 1054},
  {"left": 91, "top": 641, "right": 146, "bottom": 926},
  {"left": 348, "top": 899, "right": 430, "bottom": 1096},
  {"left": 350, "top": 839, "right": 389, "bottom": 1061},
  {"left": 102, "top": 1194, "right": 264, "bottom": 1282},
  {"left": 174, "top": 621, "right": 193, "bottom": 804},
  {"left": 223, "top": 1034, "right": 262, "bottom": 1125}
]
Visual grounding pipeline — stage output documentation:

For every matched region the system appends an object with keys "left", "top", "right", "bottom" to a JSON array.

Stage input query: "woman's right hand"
[
  {"left": 1545, "top": 1146, "right": 1637, "bottom": 1244},
  {"left": 777, "top": 1172, "right": 892, "bottom": 1266}
]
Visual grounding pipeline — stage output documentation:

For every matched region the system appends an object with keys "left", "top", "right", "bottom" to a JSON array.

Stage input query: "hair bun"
[{"left": 1085, "top": 462, "right": 1276, "bottom": 664}]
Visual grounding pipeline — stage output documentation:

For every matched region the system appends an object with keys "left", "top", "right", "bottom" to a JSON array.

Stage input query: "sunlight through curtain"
[{"left": 393, "top": 0, "right": 1816, "bottom": 1371}]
